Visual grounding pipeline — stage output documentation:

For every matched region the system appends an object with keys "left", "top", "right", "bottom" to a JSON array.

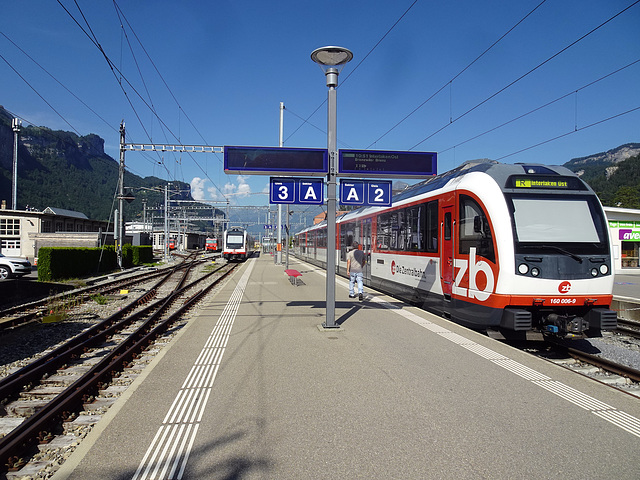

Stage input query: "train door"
[
  {"left": 441, "top": 205, "right": 454, "bottom": 300},
  {"left": 361, "top": 218, "right": 372, "bottom": 282}
]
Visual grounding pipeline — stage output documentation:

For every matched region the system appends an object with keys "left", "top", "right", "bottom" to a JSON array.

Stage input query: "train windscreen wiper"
[{"left": 522, "top": 245, "right": 583, "bottom": 263}]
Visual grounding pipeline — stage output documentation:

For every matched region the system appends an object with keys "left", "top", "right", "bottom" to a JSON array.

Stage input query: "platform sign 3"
[
  {"left": 270, "top": 177, "right": 324, "bottom": 205},
  {"left": 340, "top": 180, "right": 391, "bottom": 207}
]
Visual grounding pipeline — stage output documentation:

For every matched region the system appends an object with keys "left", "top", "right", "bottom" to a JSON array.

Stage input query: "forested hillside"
[
  {"left": 0, "top": 106, "right": 198, "bottom": 222},
  {"left": 563, "top": 143, "right": 640, "bottom": 209}
]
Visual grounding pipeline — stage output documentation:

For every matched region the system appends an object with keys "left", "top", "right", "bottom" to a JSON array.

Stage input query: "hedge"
[{"left": 37, "top": 245, "right": 154, "bottom": 281}]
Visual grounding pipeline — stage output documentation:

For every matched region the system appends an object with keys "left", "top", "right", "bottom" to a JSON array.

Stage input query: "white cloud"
[
  {"left": 190, "top": 175, "right": 253, "bottom": 203},
  {"left": 236, "top": 175, "right": 251, "bottom": 197},
  {"left": 190, "top": 177, "right": 208, "bottom": 201}
]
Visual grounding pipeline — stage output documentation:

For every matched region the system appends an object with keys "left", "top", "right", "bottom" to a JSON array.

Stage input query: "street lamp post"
[{"left": 311, "top": 46, "right": 353, "bottom": 328}]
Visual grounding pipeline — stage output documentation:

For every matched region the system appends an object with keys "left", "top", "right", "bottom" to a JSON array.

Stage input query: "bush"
[{"left": 37, "top": 244, "right": 152, "bottom": 281}]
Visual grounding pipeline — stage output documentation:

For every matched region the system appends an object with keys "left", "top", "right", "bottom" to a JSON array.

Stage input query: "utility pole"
[
  {"left": 164, "top": 183, "right": 170, "bottom": 263},
  {"left": 12, "top": 118, "right": 21, "bottom": 210},
  {"left": 276, "top": 102, "right": 284, "bottom": 264},
  {"left": 117, "top": 122, "right": 126, "bottom": 269}
]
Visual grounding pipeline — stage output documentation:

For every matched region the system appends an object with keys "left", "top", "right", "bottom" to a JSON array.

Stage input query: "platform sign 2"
[
  {"left": 270, "top": 177, "right": 324, "bottom": 205},
  {"left": 340, "top": 180, "right": 392, "bottom": 207}
]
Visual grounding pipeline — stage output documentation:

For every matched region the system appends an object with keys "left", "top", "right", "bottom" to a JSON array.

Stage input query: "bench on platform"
[{"left": 284, "top": 269, "right": 302, "bottom": 286}]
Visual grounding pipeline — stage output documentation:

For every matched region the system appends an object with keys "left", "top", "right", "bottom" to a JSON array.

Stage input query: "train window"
[
  {"left": 341, "top": 222, "right": 356, "bottom": 259},
  {"left": 376, "top": 201, "right": 438, "bottom": 253},
  {"left": 459, "top": 195, "right": 495, "bottom": 263},
  {"left": 444, "top": 212, "right": 451, "bottom": 240},
  {"left": 426, "top": 201, "right": 438, "bottom": 252}
]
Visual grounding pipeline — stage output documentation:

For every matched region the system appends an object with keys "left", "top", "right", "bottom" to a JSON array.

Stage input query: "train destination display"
[
  {"left": 338, "top": 149, "right": 437, "bottom": 178},
  {"left": 509, "top": 176, "right": 586, "bottom": 190},
  {"left": 224, "top": 146, "right": 328, "bottom": 176}
]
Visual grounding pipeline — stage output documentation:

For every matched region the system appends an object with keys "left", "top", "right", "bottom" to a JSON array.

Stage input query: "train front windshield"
[
  {"left": 509, "top": 195, "right": 609, "bottom": 255},
  {"left": 226, "top": 234, "right": 244, "bottom": 247}
]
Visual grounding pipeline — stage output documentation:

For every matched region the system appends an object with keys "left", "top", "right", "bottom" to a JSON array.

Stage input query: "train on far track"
[
  {"left": 294, "top": 160, "right": 617, "bottom": 340},
  {"left": 222, "top": 227, "right": 251, "bottom": 261},
  {"left": 205, "top": 237, "right": 220, "bottom": 252}
]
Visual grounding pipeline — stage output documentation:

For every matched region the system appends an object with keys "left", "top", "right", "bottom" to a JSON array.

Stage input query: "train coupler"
[{"left": 543, "top": 313, "right": 589, "bottom": 338}]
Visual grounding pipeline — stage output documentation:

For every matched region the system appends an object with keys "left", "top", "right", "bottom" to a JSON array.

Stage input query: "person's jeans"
[{"left": 349, "top": 272, "right": 363, "bottom": 295}]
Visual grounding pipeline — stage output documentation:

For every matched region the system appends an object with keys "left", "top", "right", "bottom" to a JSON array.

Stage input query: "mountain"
[
  {"left": 0, "top": 106, "right": 224, "bottom": 225},
  {"left": 563, "top": 143, "right": 640, "bottom": 209}
]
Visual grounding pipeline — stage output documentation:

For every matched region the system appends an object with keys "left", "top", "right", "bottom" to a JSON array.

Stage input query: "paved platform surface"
[{"left": 55, "top": 253, "right": 640, "bottom": 479}]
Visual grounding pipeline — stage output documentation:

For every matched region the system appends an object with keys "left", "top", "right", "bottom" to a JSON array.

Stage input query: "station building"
[
  {"left": 605, "top": 206, "right": 640, "bottom": 274},
  {"left": 0, "top": 206, "right": 113, "bottom": 262}
]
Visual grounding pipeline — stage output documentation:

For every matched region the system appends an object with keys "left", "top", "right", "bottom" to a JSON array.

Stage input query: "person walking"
[{"left": 346, "top": 240, "right": 366, "bottom": 300}]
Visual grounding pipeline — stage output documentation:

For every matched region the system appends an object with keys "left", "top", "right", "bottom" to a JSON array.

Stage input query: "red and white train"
[
  {"left": 205, "top": 237, "right": 219, "bottom": 252},
  {"left": 294, "top": 160, "right": 616, "bottom": 339},
  {"left": 223, "top": 228, "right": 250, "bottom": 262}
]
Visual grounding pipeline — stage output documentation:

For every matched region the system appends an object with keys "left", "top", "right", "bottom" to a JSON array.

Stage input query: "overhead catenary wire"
[
  {"left": 408, "top": 0, "right": 640, "bottom": 150},
  {"left": 366, "top": 0, "right": 549, "bottom": 149},
  {"left": 494, "top": 105, "right": 640, "bottom": 161},
  {"left": 284, "top": 0, "right": 418, "bottom": 145},
  {"left": 59, "top": 0, "right": 230, "bottom": 201},
  {"left": 111, "top": 0, "right": 227, "bottom": 199},
  {"left": 438, "top": 58, "right": 640, "bottom": 154},
  {"left": 0, "top": 53, "right": 82, "bottom": 136}
]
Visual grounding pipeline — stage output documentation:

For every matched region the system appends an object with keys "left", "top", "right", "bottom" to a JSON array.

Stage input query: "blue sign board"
[
  {"left": 270, "top": 177, "right": 324, "bottom": 205},
  {"left": 225, "top": 146, "right": 328, "bottom": 176},
  {"left": 338, "top": 149, "right": 437, "bottom": 178},
  {"left": 340, "top": 180, "right": 392, "bottom": 207}
]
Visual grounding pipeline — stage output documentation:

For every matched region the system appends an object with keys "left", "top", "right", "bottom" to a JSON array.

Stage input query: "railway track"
[
  {"left": 616, "top": 317, "right": 640, "bottom": 339},
  {"left": 526, "top": 330, "right": 640, "bottom": 399},
  {"left": 0, "top": 254, "right": 209, "bottom": 332},
  {"left": 0, "top": 257, "right": 237, "bottom": 475}
]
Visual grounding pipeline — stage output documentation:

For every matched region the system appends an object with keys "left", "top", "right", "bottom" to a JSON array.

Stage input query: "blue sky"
[{"left": 2, "top": 0, "right": 639, "bottom": 207}]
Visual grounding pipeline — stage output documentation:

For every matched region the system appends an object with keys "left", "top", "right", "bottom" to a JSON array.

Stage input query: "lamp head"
[{"left": 311, "top": 46, "right": 353, "bottom": 87}]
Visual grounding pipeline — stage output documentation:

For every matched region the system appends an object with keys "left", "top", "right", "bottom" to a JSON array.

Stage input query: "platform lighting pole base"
[{"left": 321, "top": 322, "right": 341, "bottom": 329}]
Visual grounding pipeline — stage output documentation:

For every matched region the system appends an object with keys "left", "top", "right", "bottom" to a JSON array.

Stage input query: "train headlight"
[
  {"left": 591, "top": 268, "right": 598, "bottom": 277},
  {"left": 518, "top": 263, "right": 529, "bottom": 275},
  {"left": 599, "top": 264, "right": 608, "bottom": 275},
  {"left": 531, "top": 267, "right": 540, "bottom": 277}
]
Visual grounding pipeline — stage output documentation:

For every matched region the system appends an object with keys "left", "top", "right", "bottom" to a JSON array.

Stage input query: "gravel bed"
[{"left": 586, "top": 333, "right": 640, "bottom": 371}]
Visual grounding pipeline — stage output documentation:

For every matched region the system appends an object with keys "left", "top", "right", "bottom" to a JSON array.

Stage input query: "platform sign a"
[
  {"left": 340, "top": 180, "right": 391, "bottom": 207},
  {"left": 270, "top": 177, "right": 324, "bottom": 205},
  {"left": 340, "top": 181, "right": 365, "bottom": 205},
  {"left": 298, "top": 179, "right": 323, "bottom": 204}
]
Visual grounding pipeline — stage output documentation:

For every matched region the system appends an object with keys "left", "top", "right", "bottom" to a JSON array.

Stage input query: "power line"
[
  {"left": 111, "top": 0, "right": 227, "bottom": 199},
  {"left": 409, "top": 0, "right": 640, "bottom": 150},
  {"left": 495, "top": 105, "right": 640, "bottom": 161},
  {"left": 366, "top": 0, "right": 548, "bottom": 149},
  {"left": 0, "top": 53, "right": 81, "bottom": 136},
  {"left": 285, "top": 0, "right": 418, "bottom": 145},
  {"left": 439, "top": 58, "right": 640, "bottom": 154}
]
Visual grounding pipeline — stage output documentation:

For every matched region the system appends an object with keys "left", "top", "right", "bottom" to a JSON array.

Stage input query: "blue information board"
[
  {"left": 270, "top": 177, "right": 324, "bottom": 205},
  {"left": 338, "top": 149, "right": 437, "bottom": 178},
  {"left": 340, "top": 180, "right": 392, "bottom": 207},
  {"left": 225, "top": 146, "right": 328, "bottom": 176}
]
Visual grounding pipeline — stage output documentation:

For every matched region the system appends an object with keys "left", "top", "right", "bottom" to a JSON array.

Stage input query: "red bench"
[{"left": 284, "top": 269, "right": 302, "bottom": 286}]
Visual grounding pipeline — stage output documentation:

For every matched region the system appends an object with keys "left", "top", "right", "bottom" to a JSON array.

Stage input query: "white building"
[
  {"left": 0, "top": 206, "right": 111, "bottom": 261},
  {"left": 604, "top": 206, "right": 640, "bottom": 274}
]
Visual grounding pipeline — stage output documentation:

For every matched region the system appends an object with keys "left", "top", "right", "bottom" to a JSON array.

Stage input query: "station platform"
[{"left": 55, "top": 253, "right": 640, "bottom": 480}]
